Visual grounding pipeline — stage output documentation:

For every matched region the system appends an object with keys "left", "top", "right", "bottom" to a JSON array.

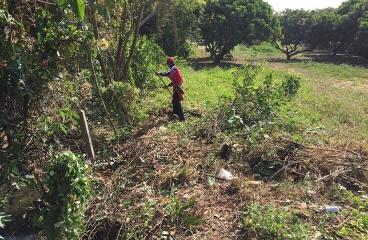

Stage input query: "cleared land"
[{"left": 83, "top": 45, "right": 368, "bottom": 239}]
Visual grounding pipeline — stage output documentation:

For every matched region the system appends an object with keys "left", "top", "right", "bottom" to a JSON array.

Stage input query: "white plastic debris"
[
  {"left": 161, "top": 231, "right": 169, "bottom": 236},
  {"left": 159, "top": 126, "right": 168, "bottom": 132},
  {"left": 325, "top": 206, "right": 340, "bottom": 213},
  {"left": 216, "top": 168, "right": 234, "bottom": 181}
]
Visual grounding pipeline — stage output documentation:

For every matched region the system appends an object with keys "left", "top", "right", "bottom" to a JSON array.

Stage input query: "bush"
[
  {"left": 282, "top": 75, "right": 301, "bottom": 98},
  {"left": 102, "top": 81, "right": 139, "bottom": 125},
  {"left": 38, "top": 151, "right": 90, "bottom": 239},
  {"left": 131, "top": 37, "right": 165, "bottom": 89},
  {"left": 242, "top": 204, "right": 313, "bottom": 239},
  {"left": 223, "top": 65, "right": 300, "bottom": 143}
]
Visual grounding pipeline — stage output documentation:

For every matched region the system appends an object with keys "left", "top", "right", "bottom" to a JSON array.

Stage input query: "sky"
[{"left": 265, "top": 0, "right": 346, "bottom": 12}]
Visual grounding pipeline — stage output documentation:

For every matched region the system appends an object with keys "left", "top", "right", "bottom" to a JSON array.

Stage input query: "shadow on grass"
[
  {"left": 188, "top": 57, "right": 243, "bottom": 70},
  {"left": 267, "top": 51, "right": 368, "bottom": 68},
  {"left": 190, "top": 51, "right": 368, "bottom": 69}
]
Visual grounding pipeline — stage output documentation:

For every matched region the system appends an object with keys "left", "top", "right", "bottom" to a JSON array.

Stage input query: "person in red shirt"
[{"left": 157, "top": 57, "right": 185, "bottom": 121}]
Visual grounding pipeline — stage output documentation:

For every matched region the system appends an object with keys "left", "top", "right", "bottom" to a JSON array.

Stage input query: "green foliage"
[
  {"left": 151, "top": 0, "right": 202, "bottom": 58},
  {"left": 282, "top": 76, "right": 301, "bottom": 98},
  {"left": 131, "top": 37, "right": 165, "bottom": 88},
  {"left": 38, "top": 151, "right": 90, "bottom": 240},
  {"left": 39, "top": 107, "right": 79, "bottom": 137},
  {"left": 274, "top": 9, "right": 312, "bottom": 60},
  {"left": 56, "top": 0, "right": 86, "bottom": 20},
  {"left": 242, "top": 204, "right": 313, "bottom": 239},
  {"left": 272, "top": 0, "right": 368, "bottom": 58},
  {"left": 223, "top": 65, "right": 300, "bottom": 142},
  {"left": 199, "top": 0, "right": 277, "bottom": 63},
  {"left": 165, "top": 195, "right": 204, "bottom": 228},
  {"left": 318, "top": 186, "right": 368, "bottom": 239},
  {"left": 102, "top": 81, "right": 139, "bottom": 125},
  {"left": 308, "top": 8, "right": 343, "bottom": 52}
]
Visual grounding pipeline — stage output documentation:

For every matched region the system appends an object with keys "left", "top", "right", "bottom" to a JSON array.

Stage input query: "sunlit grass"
[
  {"left": 290, "top": 60, "right": 368, "bottom": 82},
  {"left": 143, "top": 44, "right": 368, "bottom": 142}
]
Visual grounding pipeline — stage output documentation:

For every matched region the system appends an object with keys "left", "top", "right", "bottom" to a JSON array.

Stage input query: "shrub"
[
  {"left": 38, "top": 151, "right": 90, "bottom": 239},
  {"left": 102, "top": 81, "right": 139, "bottom": 125},
  {"left": 223, "top": 64, "right": 300, "bottom": 143},
  {"left": 282, "top": 75, "right": 301, "bottom": 98},
  {"left": 131, "top": 37, "right": 165, "bottom": 89}
]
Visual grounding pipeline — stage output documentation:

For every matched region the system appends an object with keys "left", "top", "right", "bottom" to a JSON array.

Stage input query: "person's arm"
[{"left": 157, "top": 71, "right": 170, "bottom": 77}]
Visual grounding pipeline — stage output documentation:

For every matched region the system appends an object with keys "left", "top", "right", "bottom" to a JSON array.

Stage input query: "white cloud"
[{"left": 265, "top": 0, "right": 345, "bottom": 12}]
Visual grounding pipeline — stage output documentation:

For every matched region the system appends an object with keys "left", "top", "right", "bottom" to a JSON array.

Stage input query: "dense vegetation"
[
  {"left": 1, "top": 0, "right": 367, "bottom": 239},
  {"left": 274, "top": 0, "right": 368, "bottom": 59}
]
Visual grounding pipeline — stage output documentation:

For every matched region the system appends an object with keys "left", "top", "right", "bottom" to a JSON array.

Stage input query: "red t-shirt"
[{"left": 169, "top": 66, "right": 184, "bottom": 86}]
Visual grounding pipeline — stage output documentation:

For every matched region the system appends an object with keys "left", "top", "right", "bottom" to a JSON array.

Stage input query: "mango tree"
[
  {"left": 199, "top": 0, "right": 277, "bottom": 64},
  {"left": 274, "top": 9, "right": 313, "bottom": 60}
]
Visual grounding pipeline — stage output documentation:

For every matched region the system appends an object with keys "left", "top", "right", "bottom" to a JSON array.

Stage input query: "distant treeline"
[{"left": 275, "top": 0, "right": 368, "bottom": 59}]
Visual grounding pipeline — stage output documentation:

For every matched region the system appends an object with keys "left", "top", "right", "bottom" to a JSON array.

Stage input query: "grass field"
[{"left": 160, "top": 43, "right": 368, "bottom": 143}]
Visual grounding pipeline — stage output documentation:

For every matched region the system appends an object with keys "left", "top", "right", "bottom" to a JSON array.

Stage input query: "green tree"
[
  {"left": 355, "top": 12, "right": 368, "bottom": 58},
  {"left": 199, "top": 0, "right": 277, "bottom": 63},
  {"left": 142, "top": 0, "right": 203, "bottom": 58},
  {"left": 274, "top": 9, "right": 313, "bottom": 60},
  {"left": 337, "top": 0, "right": 368, "bottom": 58},
  {"left": 308, "top": 8, "right": 344, "bottom": 54}
]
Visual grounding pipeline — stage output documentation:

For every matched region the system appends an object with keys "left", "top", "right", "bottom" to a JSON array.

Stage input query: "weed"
[
  {"left": 241, "top": 203, "right": 313, "bottom": 240},
  {"left": 37, "top": 151, "right": 91, "bottom": 240},
  {"left": 319, "top": 185, "right": 368, "bottom": 239},
  {"left": 222, "top": 64, "right": 300, "bottom": 144},
  {"left": 102, "top": 81, "right": 140, "bottom": 125},
  {"left": 165, "top": 195, "right": 204, "bottom": 229}
]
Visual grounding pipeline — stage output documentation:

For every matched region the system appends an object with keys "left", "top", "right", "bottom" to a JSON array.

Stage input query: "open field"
[{"left": 190, "top": 44, "right": 368, "bottom": 143}]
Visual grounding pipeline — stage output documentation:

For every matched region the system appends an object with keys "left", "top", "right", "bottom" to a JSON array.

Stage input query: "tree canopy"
[
  {"left": 199, "top": 0, "right": 277, "bottom": 63},
  {"left": 273, "top": 9, "right": 313, "bottom": 60}
]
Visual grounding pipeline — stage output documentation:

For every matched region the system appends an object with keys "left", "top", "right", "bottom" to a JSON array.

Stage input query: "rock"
[
  {"left": 219, "top": 144, "right": 232, "bottom": 160},
  {"left": 312, "top": 231, "right": 322, "bottom": 240}
]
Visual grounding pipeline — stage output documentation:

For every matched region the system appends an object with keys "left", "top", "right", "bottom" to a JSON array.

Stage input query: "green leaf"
[
  {"left": 71, "top": 0, "right": 86, "bottom": 20},
  {"left": 57, "top": 0, "right": 68, "bottom": 8},
  {"left": 104, "top": 0, "right": 115, "bottom": 8},
  {"left": 59, "top": 124, "right": 68, "bottom": 134}
]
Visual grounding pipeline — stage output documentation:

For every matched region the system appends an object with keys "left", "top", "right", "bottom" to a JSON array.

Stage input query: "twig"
[
  {"left": 89, "top": 54, "right": 118, "bottom": 136},
  {"left": 316, "top": 168, "right": 351, "bottom": 182}
]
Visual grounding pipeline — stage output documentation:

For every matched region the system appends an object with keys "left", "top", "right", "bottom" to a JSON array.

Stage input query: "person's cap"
[{"left": 167, "top": 57, "right": 175, "bottom": 65}]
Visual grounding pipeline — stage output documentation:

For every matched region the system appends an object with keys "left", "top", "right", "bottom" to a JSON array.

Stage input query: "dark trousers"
[{"left": 172, "top": 92, "right": 185, "bottom": 121}]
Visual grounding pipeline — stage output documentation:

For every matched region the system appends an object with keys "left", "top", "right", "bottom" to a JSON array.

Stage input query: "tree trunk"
[
  {"left": 89, "top": 4, "right": 111, "bottom": 86},
  {"left": 120, "top": 3, "right": 145, "bottom": 82},
  {"left": 213, "top": 46, "right": 230, "bottom": 64}
]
